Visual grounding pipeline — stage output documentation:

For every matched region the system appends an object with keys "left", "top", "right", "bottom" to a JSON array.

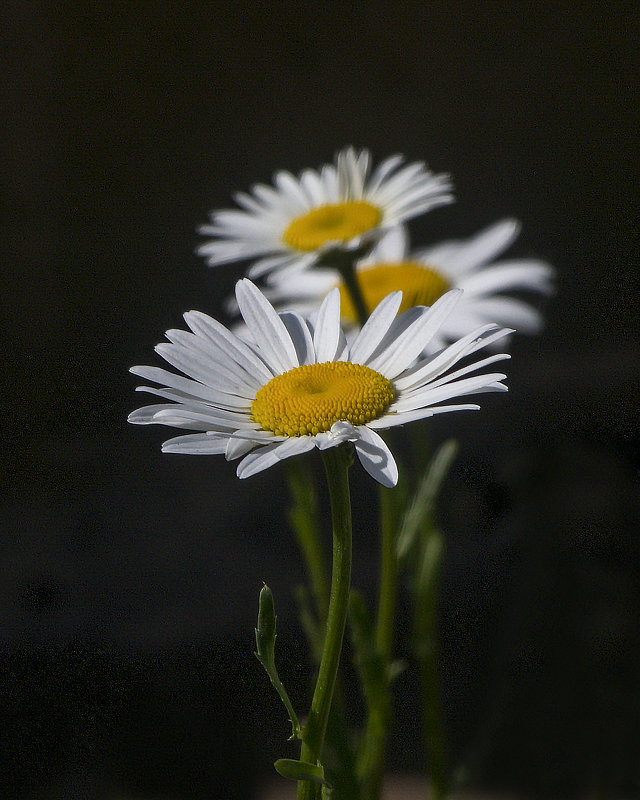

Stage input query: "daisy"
[
  {"left": 264, "top": 219, "right": 554, "bottom": 350},
  {"left": 128, "top": 280, "right": 510, "bottom": 487},
  {"left": 197, "top": 147, "right": 453, "bottom": 279}
]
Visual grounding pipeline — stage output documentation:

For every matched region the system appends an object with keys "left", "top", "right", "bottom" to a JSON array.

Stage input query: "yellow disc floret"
[
  {"left": 251, "top": 361, "right": 395, "bottom": 437},
  {"left": 339, "top": 262, "right": 451, "bottom": 323},
  {"left": 282, "top": 201, "right": 382, "bottom": 252}
]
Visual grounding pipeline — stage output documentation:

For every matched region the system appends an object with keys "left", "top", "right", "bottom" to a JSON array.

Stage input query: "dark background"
[{"left": 3, "top": 3, "right": 639, "bottom": 798}]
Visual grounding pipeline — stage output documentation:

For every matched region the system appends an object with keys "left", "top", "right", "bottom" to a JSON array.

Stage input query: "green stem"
[
  {"left": 338, "top": 260, "right": 369, "bottom": 328},
  {"left": 288, "top": 462, "right": 358, "bottom": 797},
  {"left": 356, "top": 486, "right": 398, "bottom": 799},
  {"left": 297, "top": 444, "right": 354, "bottom": 800},
  {"left": 286, "top": 460, "right": 330, "bottom": 621},
  {"left": 375, "top": 486, "right": 400, "bottom": 662},
  {"left": 317, "top": 245, "right": 370, "bottom": 328},
  {"left": 414, "top": 524, "right": 448, "bottom": 800}
]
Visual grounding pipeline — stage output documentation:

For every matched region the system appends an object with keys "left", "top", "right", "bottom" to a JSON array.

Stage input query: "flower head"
[
  {"left": 264, "top": 219, "right": 554, "bottom": 351},
  {"left": 198, "top": 147, "right": 453, "bottom": 279},
  {"left": 129, "top": 280, "right": 510, "bottom": 487}
]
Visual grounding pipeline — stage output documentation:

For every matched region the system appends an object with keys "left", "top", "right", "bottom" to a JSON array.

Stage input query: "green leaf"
[
  {"left": 396, "top": 439, "right": 458, "bottom": 562},
  {"left": 294, "top": 584, "right": 324, "bottom": 663},
  {"left": 348, "top": 590, "right": 388, "bottom": 702},
  {"left": 274, "top": 758, "right": 328, "bottom": 785}
]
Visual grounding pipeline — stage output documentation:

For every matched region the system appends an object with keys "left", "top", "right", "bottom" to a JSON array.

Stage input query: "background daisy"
[
  {"left": 198, "top": 147, "right": 453, "bottom": 279},
  {"left": 264, "top": 219, "right": 554, "bottom": 350}
]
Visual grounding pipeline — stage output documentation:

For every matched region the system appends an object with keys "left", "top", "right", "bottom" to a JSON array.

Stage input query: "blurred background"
[{"left": 3, "top": 2, "right": 639, "bottom": 798}]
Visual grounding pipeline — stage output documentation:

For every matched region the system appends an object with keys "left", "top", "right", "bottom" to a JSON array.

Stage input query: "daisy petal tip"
[
  {"left": 325, "top": 286, "right": 341, "bottom": 303},
  {"left": 498, "top": 217, "right": 521, "bottom": 234},
  {"left": 235, "top": 277, "right": 251, "bottom": 297},
  {"left": 374, "top": 461, "right": 399, "bottom": 488},
  {"left": 377, "top": 467, "right": 399, "bottom": 488}
]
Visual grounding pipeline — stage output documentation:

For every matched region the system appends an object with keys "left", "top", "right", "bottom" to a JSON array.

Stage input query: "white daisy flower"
[
  {"left": 197, "top": 147, "right": 453, "bottom": 279},
  {"left": 264, "top": 219, "right": 554, "bottom": 350},
  {"left": 128, "top": 280, "right": 510, "bottom": 487}
]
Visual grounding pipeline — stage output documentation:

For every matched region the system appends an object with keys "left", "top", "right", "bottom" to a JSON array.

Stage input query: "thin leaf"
[{"left": 396, "top": 439, "right": 459, "bottom": 562}]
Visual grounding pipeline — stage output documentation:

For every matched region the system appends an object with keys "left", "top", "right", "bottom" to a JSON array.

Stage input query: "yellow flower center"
[
  {"left": 282, "top": 201, "right": 382, "bottom": 252},
  {"left": 251, "top": 361, "right": 395, "bottom": 437},
  {"left": 339, "top": 261, "right": 451, "bottom": 322}
]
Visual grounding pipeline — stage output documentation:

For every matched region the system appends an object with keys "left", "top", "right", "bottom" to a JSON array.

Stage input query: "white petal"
[
  {"left": 417, "top": 219, "right": 520, "bottom": 275},
  {"left": 161, "top": 432, "right": 231, "bottom": 454},
  {"left": 133, "top": 385, "right": 249, "bottom": 417},
  {"left": 349, "top": 291, "right": 403, "bottom": 365},
  {"left": 236, "top": 437, "right": 316, "bottom": 479},
  {"left": 354, "top": 427, "right": 398, "bottom": 487},
  {"left": 394, "top": 324, "right": 507, "bottom": 391},
  {"left": 391, "top": 373, "right": 508, "bottom": 412},
  {"left": 368, "top": 289, "right": 462, "bottom": 377},
  {"left": 365, "top": 224, "right": 408, "bottom": 262},
  {"left": 183, "top": 310, "right": 274, "bottom": 384},
  {"left": 403, "top": 353, "right": 510, "bottom": 395},
  {"left": 163, "top": 327, "right": 264, "bottom": 390},
  {"left": 274, "top": 170, "right": 312, "bottom": 210},
  {"left": 247, "top": 253, "right": 304, "bottom": 279},
  {"left": 299, "top": 169, "right": 327, "bottom": 205},
  {"left": 153, "top": 407, "right": 256, "bottom": 430},
  {"left": 315, "top": 420, "right": 360, "bottom": 450},
  {"left": 367, "top": 404, "right": 479, "bottom": 429},
  {"left": 225, "top": 436, "right": 257, "bottom": 460},
  {"left": 313, "top": 288, "right": 342, "bottom": 362},
  {"left": 233, "top": 190, "right": 268, "bottom": 214},
  {"left": 396, "top": 353, "right": 511, "bottom": 398},
  {"left": 235, "top": 279, "right": 300, "bottom": 372},
  {"left": 279, "top": 312, "right": 315, "bottom": 365},
  {"left": 366, "top": 154, "right": 404, "bottom": 193},
  {"left": 130, "top": 365, "right": 251, "bottom": 408},
  {"left": 468, "top": 296, "right": 543, "bottom": 332},
  {"left": 265, "top": 268, "right": 336, "bottom": 294},
  {"left": 154, "top": 342, "right": 257, "bottom": 397},
  {"left": 458, "top": 261, "right": 554, "bottom": 297},
  {"left": 128, "top": 404, "right": 181, "bottom": 425}
]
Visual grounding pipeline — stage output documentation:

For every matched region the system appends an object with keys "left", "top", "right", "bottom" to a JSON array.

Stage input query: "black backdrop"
[{"left": 3, "top": 3, "right": 639, "bottom": 799}]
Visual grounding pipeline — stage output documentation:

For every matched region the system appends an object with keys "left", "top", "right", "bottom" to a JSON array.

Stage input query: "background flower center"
[
  {"left": 282, "top": 202, "right": 382, "bottom": 251},
  {"left": 251, "top": 361, "right": 395, "bottom": 436},
  {"left": 339, "top": 262, "right": 451, "bottom": 322}
]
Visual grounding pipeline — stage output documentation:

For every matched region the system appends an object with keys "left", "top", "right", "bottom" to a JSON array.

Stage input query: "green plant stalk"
[
  {"left": 287, "top": 463, "right": 358, "bottom": 797},
  {"left": 375, "top": 486, "right": 400, "bottom": 661},
  {"left": 356, "top": 485, "right": 400, "bottom": 799},
  {"left": 316, "top": 245, "right": 371, "bottom": 328},
  {"left": 286, "top": 460, "right": 330, "bottom": 621},
  {"left": 414, "top": 523, "right": 448, "bottom": 800},
  {"left": 297, "top": 444, "right": 354, "bottom": 800}
]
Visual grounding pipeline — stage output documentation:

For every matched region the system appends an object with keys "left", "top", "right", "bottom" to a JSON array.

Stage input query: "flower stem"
[
  {"left": 317, "top": 245, "right": 370, "bottom": 328},
  {"left": 286, "top": 460, "right": 329, "bottom": 623},
  {"left": 413, "top": 523, "right": 448, "bottom": 800},
  {"left": 356, "top": 485, "right": 400, "bottom": 799},
  {"left": 375, "top": 485, "right": 400, "bottom": 663},
  {"left": 297, "top": 444, "right": 353, "bottom": 800}
]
